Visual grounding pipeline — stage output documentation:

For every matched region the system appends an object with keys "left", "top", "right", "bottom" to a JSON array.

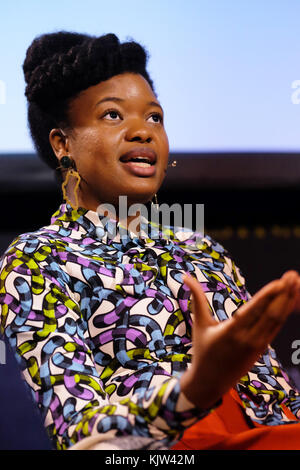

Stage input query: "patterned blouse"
[{"left": 1, "top": 203, "right": 300, "bottom": 450}]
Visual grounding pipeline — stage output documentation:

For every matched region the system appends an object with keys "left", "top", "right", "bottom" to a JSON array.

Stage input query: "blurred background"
[{"left": 1, "top": 0, "right": 300, "bottom": 449}]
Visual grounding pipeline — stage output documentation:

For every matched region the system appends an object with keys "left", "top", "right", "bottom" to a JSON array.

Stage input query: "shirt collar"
[{"left": 51, "top": 203, "right": 174, "bottom": 246}]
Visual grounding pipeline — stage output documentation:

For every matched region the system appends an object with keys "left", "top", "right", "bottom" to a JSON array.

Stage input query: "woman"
[{"left": 1, "top": 31, "right": 300, "bottom": 451}]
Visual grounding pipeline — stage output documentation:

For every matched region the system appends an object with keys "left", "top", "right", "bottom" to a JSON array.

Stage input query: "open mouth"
[
  {"left": 120, "top": 148, "right": 157, "bottom": 165},
  {"left": 123, "top": 157, "right": 154, "bottom": 167},
  {"left": 119, "top": 148, "right": 157, "bottom": 176}
]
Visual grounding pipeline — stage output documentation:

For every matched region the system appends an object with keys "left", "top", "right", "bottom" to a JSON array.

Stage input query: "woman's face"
[{"left": 51, "top": 72, "right": 169, "bottom": 211}]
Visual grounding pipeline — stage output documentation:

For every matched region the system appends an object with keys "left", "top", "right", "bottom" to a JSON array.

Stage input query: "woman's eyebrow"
[
  {"left": 95, "top": 97, "right": 163, "bottom": 111},
  {"left": 95, "top": 97, "right": 124, "bottom": 108},
  {"left": 148, "top": 101, "right": 163, "bottom": 112}
]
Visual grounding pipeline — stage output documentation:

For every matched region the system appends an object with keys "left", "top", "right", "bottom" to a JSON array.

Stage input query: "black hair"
[{"left": 23, "top": 31, "right": 155, "bottom": 169}]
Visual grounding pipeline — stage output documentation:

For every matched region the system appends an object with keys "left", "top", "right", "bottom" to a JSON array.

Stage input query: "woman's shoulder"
[
  {"left": 0, "top": 220, "right": 68, "bottom": 268},
  {"left": 169, "top": 225, "right": 248, "bottom": 295},
  {"left": 170, "top": 225, "right": 229, "bottom": 256},
  {"left": 1, "top": 203, "right": 88, "bottom": 262}
]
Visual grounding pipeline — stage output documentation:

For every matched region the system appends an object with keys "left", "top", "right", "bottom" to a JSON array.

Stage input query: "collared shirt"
[{"left": 1, "top": 203, "right": 300, "bottom": 449}]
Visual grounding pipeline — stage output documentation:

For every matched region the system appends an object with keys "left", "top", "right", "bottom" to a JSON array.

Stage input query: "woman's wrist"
[{"left": 179, "top": 369, "right": 222, "bottom": 410}]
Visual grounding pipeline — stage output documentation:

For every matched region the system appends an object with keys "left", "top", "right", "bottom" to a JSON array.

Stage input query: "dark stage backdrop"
[{"left": 1, "top": 151, "right": 300, "bottom": 449}]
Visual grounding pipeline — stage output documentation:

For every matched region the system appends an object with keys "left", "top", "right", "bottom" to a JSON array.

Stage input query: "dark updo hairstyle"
[{"left": 23, "top": 31, "right": 154, "bottom": 170}]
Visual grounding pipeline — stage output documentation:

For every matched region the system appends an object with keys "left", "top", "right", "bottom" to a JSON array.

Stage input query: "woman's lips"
[
  {"left": 120, "top": 160, "right": 156, "bottom": 177},
  {"left": 119, "top": 148, "right": 157, "bottom": 177}
]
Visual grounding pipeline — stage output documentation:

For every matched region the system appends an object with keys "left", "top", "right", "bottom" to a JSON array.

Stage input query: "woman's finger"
[
  {"left": 232, "top": 272, "right": 300, "bottom": 346},
  {"left": 233, "top": 275, "right": 294, "bottom": 329},
  {"left": 294, "top": 278, "right": 300, "bottom": 312},
  {"left": 254, "top": 279, "right": 300, "bottom": 338}
]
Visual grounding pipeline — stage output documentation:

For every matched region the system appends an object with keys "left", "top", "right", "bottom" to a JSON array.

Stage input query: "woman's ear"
[{"left": 49, "top": 128, "right": 69, "bottom": 162}]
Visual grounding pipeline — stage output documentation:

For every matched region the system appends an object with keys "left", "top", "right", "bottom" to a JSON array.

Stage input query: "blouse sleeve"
[{"left": 0, "top": 240, "right": 217, "bottom": 450}]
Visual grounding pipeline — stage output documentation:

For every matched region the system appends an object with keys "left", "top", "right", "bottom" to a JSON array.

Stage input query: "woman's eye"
[
  {"left": 103, "top": 110, "right": 121, "bottom": 120},
  {"left": 148, "top": 113, "right": 163, "bottom": 123}
]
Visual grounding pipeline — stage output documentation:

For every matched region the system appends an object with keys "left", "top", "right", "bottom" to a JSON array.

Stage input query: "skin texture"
[{"left": 49, "top": 71, "right": 300, "bottom": 410}]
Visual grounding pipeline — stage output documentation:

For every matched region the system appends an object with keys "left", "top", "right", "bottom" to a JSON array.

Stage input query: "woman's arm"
[
  {"left": 180, "top": 270, "right": 300, "bottom": 410},
  {"left": 0, "top": 242, "right": 216, "bottom": 449}
]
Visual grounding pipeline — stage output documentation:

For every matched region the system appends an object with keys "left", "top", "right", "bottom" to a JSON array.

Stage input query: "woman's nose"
[{"left": 125, "top": 120, "right": 152, "bottom": 143}]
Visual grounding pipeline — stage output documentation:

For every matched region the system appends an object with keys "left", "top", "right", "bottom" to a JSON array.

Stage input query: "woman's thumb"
[{"left": 182, "top": 274, "right": 216, "bottom": 327}]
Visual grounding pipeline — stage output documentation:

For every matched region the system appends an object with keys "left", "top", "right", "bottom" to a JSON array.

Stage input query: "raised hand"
[{"left": 180, "top": 270, "right": 300, "bottom": 410}]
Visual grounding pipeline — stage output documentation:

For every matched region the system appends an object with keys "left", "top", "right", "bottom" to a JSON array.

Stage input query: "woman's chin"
[{"left": 117, "top": 186, "right": 158, "bottom": 204}]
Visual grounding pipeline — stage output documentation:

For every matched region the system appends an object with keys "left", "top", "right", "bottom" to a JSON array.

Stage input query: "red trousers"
[{"left": 172, "top": 389, "right": 300, "bottom": 450}]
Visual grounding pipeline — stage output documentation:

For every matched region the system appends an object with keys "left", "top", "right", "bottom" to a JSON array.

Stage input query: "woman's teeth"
[{"left": 132, "top": 162, "right": 151, "bottom": 167}]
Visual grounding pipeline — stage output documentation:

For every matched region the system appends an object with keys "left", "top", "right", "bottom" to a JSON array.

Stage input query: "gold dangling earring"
[
  {"left": 152, "top": 162, "right": 177, "bottom": 209},
  {"left": 57, "top": 156, "right": 81, "bottom": 211},
  {"left": 151, "top": 193, "right": 159, "bottom": 211}
]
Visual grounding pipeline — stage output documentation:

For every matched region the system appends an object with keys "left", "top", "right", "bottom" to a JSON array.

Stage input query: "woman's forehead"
[
  {"left": 78, "top": 73, "right": 156, "bottom": 105},
  {"left": 69, "top": 73, "right": 160, "bottom": 120}
]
